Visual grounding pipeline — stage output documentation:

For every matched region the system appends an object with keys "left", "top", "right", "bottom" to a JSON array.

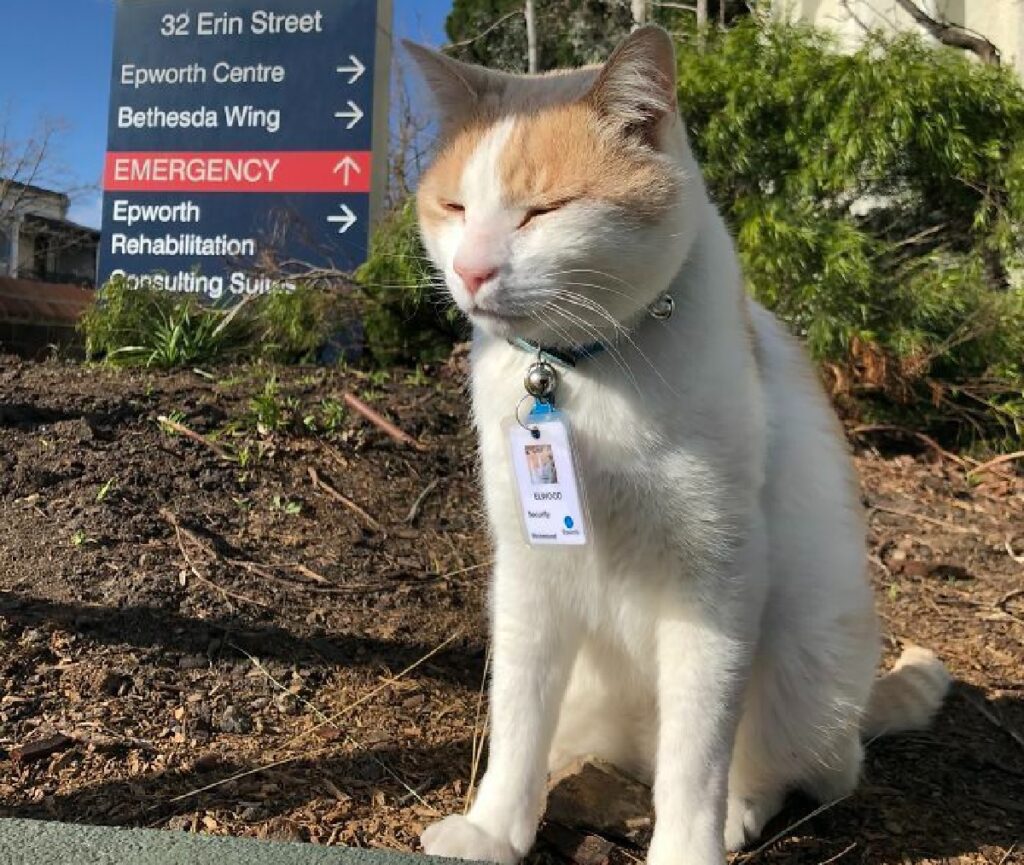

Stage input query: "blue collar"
[{"left": 508, "top": 336, "right": 607, "bottom": 369}]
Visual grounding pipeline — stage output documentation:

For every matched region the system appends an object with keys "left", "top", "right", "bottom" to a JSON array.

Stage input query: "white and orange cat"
[{"left": 407, "top": 26, "right": 950, "bottom": 864}]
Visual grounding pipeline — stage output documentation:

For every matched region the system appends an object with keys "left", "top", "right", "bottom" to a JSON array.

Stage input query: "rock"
[
  {"left": 259, "top": 817, "right": 303, "bottom": 842},
  {"left": 179, "top": 655, "right": 207, "bottom": 670},
  {"left": 216, "top": 705, "right": 252, "bottom": 734},
  {"left": 10, "top": 734, "right": 76, "bottom": 766},
  {"left": 546, "top": 757, "right": 653, "bottom": 843},
  {"left": 98, "top": 671, "right": 131, "bottom": 696},
  {"left": 540, "top": 823, "right": 615, "bottom": 865}
]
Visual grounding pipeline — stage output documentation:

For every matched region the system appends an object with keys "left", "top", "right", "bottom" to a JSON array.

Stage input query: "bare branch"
[
  {"left": 892, "top": 0, "right": 1001, "bottom": 65},
  {"left": 442, "top": 9, "right": 523, "bottom": 53}
]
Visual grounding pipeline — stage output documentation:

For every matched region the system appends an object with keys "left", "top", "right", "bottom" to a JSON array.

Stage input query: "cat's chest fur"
[{"left": 469, "top": 332, "right": 763, "bottom": 592}]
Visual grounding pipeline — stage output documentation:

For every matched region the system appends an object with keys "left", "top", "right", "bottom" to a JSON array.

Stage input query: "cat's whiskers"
[
  {"left": 543, "top": 301, "right": 643, "bottom": 395},
  {"left": 554, "top": 283, "right": 681, "bottom": 398}
]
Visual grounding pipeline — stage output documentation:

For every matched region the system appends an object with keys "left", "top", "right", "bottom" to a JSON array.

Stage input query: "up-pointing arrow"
[
  {"left": 326, "top": 203, "right": 357, "bottom": 234},
  {"left": 333, "top": 101, "right": 364, "bottom": 130},
  {"left": 332, "top": 155, "right": 362, "bottom": 186},
  {"left": 336, "top": 55, "right": 365, "bottom": 84}
]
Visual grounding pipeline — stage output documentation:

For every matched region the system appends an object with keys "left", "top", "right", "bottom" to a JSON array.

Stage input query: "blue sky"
[{"left": 0, "top": 0, "right": 451, "bottom": 228}]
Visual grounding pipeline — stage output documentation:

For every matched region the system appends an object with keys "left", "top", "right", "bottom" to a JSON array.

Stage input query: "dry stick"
[
  {"left": 343, "top": 391, "right": 428, "bottom": 452},
  {"left": 230, "top": 558, "right": 333, "bottom": 586},
  {"left": 405, "top": 477, "right": 440, "bottom": 524},
  {"left": 737, "top": 795, "right": 851, "bottom": 862},
  {"left": 1005, "top": 540, "right": 1024, "bottom": 565},
  {"left": 817, "top": 841, "right": 858, "bottom": 865},
  {"left": 997, "top": 842, "right": 1018, "bottom": 865},
  {"left": 969, "top": 449, "right": 1024, "bottom": 479},
  {"left": 156, "top": 415, "right": 233, "bottom": 461},
  {"left": 867, "top": 504, "right": 981, "bottom": 536},
  {"left": 848, "top": 424, "right": 968, "bottom": 468},
  {"left": 160, "top": 509, "right": 269, "bottom": 609},
  {"left": 464, "top": 646, "right": 492, "bottom": 815},
  {"left": 166, "top": 630, "right": 462, "bottom": 806},
  {"left": 961, "top": 692, "right": 1024, "bottom": 753},
  {"left": 230, "top": 642, "right": 434, "bottom": 812},
  {"left": 995, "top": 586, "right": 1024, "bottom": 627},
  {"left": 291, "top": 562, "right": 331, "bottom": 584},
  {"left": 307, "top": 466, "right": 383, "bottom": 532}
]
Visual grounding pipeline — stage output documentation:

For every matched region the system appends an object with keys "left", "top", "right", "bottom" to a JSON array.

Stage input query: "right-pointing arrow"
[
  {"left": 333, "top": 101, "right": 363, "bottom": 130},
  {"left": 326, "top": 203, "right": 357, "bottom": 234},
  {"left": 332, "top": 155, "right": 362, "bottom": 186},
  {"left": 336, "top": 55, "right": 365, "bottom": 84}
]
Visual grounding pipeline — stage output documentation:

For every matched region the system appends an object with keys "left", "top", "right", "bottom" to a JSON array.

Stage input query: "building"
[
  {"left": 0, "top": 181, "right": 98, "bottom": 357},
  {"left": 778, "top": 1, "right": 1024, "bottom": 80},
  {"left": 0, "top": 181, "right": 99, "bottom": 287}
]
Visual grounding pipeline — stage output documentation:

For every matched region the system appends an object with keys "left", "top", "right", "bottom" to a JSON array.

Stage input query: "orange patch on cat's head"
[
  {"left": 416, "top": 122, "right": 489, "bottom": 231},
  {"left": 498, "top": 103, "right": 681, "bottom": 218}
]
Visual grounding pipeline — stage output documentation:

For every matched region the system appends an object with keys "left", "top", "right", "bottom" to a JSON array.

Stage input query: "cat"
[{"left": 405, "top": 25, "right": 951, "bottom": 865}]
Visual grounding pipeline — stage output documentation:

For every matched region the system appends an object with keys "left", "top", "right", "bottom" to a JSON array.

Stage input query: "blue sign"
[{"left": 99, "top": 0, "right": 390, "bottom": 299}]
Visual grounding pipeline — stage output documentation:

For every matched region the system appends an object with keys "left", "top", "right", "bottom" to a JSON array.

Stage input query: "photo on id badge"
[{"left": 525, "top": 444, "right": 558, "bottom": 485}]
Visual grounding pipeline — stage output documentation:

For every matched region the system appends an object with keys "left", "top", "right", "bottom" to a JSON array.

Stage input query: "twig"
[
  {"left": 292, "top": 562, "right": 331, "bottom": 584},
  {"left": 405, "top": 478, "right": 440, "bottom": 524},
  {"left": 307, "top": 466, "right": 383, "bottom": 532},
  {"left": 230, "top": 642, "right": 435, "bottom": 811},
  {"left": 156, "top": 415, "right": 233, "bottom": 462},
  {"left": 736, "top": 795, "right": 851, "bottom": 862},
  {"left": 1004, "top": 540, "right": 1024, "bottom": 566},
  {"left": 969, "top": 450, "right": 1024, "bottom": 479},
  {"left": 961, "top": 692, "right": 1024, "bottom": 753},
  {"left": 442, "top": 9, "right": 522, "bottom": 52},
  {"left": 996, "top": 842, "right": 1018, "bottom": 865},
  {"left": 867, "top": 504, "right": 981, "bottom": 536},
  {"left": 165, "top": 630, "right": 462, "bottom": 806},
  {"left": 848, "top": 424, "right": 967, "bottom": 468},
  {"left": 343, "top": 391, "right": 428, "bottom": 452},
  {"left": 818, "top": 842, "right": 858, "bottom": 865},
  {"left": 464, "top": 645, "right": 491, "bottom": 815},
  {"left": 159, "top": 509, "right": 269, "bottom": 609},
  {"left": 996, "top": 586, "right": 1024, "bottom": 617}
]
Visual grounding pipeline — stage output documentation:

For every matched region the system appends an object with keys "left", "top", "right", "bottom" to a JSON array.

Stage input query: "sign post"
[{"left": 99, "top": 0, "right": 391, "bottom": 301}]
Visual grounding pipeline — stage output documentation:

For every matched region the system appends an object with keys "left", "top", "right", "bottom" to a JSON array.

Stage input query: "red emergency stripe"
[{"left": 103, "top": 151, "right": 372, "bottom": 193}]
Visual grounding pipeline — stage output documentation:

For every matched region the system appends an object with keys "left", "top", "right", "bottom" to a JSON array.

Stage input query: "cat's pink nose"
[{"left": 454, "top": 264, "right": 497, "bottom": 296}]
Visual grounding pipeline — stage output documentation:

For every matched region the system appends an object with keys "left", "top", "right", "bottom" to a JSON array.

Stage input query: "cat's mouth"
[{"left": 468, "top": 305, "right": 530, "bottom": 328}]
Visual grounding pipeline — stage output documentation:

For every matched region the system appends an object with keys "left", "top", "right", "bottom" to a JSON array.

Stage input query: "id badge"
[{"left": 505, "top": 402, "right": 588, "bottom": 546}]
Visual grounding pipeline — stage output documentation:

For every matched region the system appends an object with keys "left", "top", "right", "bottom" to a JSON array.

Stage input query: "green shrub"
[
  {"left": 250, "top": 283, "right": 348, "bottom": 363},
  {"left": 80, "top": 276, "right": 348, "bottom": 367},
  {"left": 677, "top": 21, "right": 1024, "bottom": 445},
  {"left": 355, "top": 199, "right": 466, "bottom": 365}
]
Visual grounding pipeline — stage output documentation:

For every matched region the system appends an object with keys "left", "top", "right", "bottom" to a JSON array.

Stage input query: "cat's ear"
[
  {"left": 403, "top": 40, "right": 501, "bottom": 133},
  {"left": 586, "top": 26, "right": 677, "bottom": 141}
]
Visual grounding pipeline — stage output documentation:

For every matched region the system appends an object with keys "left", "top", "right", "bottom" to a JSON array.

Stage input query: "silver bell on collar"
[
  {"left": 525, "top": 361, "right": 558, "bottom": 400},
  {"left": 648, "top": 293, "right": 674, "bottom": 320}
]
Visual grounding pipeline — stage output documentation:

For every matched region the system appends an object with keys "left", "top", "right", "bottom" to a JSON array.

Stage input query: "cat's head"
[{"left": 407, "top": 26, "right": 701, "bottom": 346}]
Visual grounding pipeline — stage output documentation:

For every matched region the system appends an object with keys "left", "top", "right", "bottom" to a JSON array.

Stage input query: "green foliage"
[
  {"left": 80, "top": 276, "right": 348, "bottom": 367},
  {"left": 249, "top": 283, "right": 346, "bottom": 363},
  {"left": 677, "top": 21, "right": 1024, "bottom": 444},
  {"left": 355, "top": 199, "right": 466, "bottom": 365}
]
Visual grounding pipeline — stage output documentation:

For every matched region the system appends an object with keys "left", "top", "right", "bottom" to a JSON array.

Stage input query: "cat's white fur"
[{"left": 408, "top": 27, "right": 950, "bottom": 865}]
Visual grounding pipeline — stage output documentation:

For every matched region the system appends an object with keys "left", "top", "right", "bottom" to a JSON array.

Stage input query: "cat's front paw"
[{"left": 421, "top": 815, "right": 519, "bottom": 863}]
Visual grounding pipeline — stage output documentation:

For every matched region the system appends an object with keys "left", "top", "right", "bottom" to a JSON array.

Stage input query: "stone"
[{"left": 546, "top": 757, "right": 653, "bottom": 844}]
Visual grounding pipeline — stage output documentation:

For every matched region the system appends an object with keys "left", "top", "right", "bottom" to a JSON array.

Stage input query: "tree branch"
[{"left": 893, "top": 0, "right": 1000, "bottom": 65}]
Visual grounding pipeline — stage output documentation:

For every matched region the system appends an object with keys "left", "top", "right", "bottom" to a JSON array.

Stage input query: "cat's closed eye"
[
  {"left": 519, "top": 200, "right": 573, "bottom": 228},
  {"left": 441, "top": 200, "right": 465, "bottom": 216}
]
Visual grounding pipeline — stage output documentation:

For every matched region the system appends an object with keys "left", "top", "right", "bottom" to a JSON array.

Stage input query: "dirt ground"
[{"left": 0, "top": 354, "right": 1021, "bottom": 864}]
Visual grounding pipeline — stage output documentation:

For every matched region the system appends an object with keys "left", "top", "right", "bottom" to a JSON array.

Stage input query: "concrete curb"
[{"left": 0, "top": 819, "right": 485, "bottom": 865}]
